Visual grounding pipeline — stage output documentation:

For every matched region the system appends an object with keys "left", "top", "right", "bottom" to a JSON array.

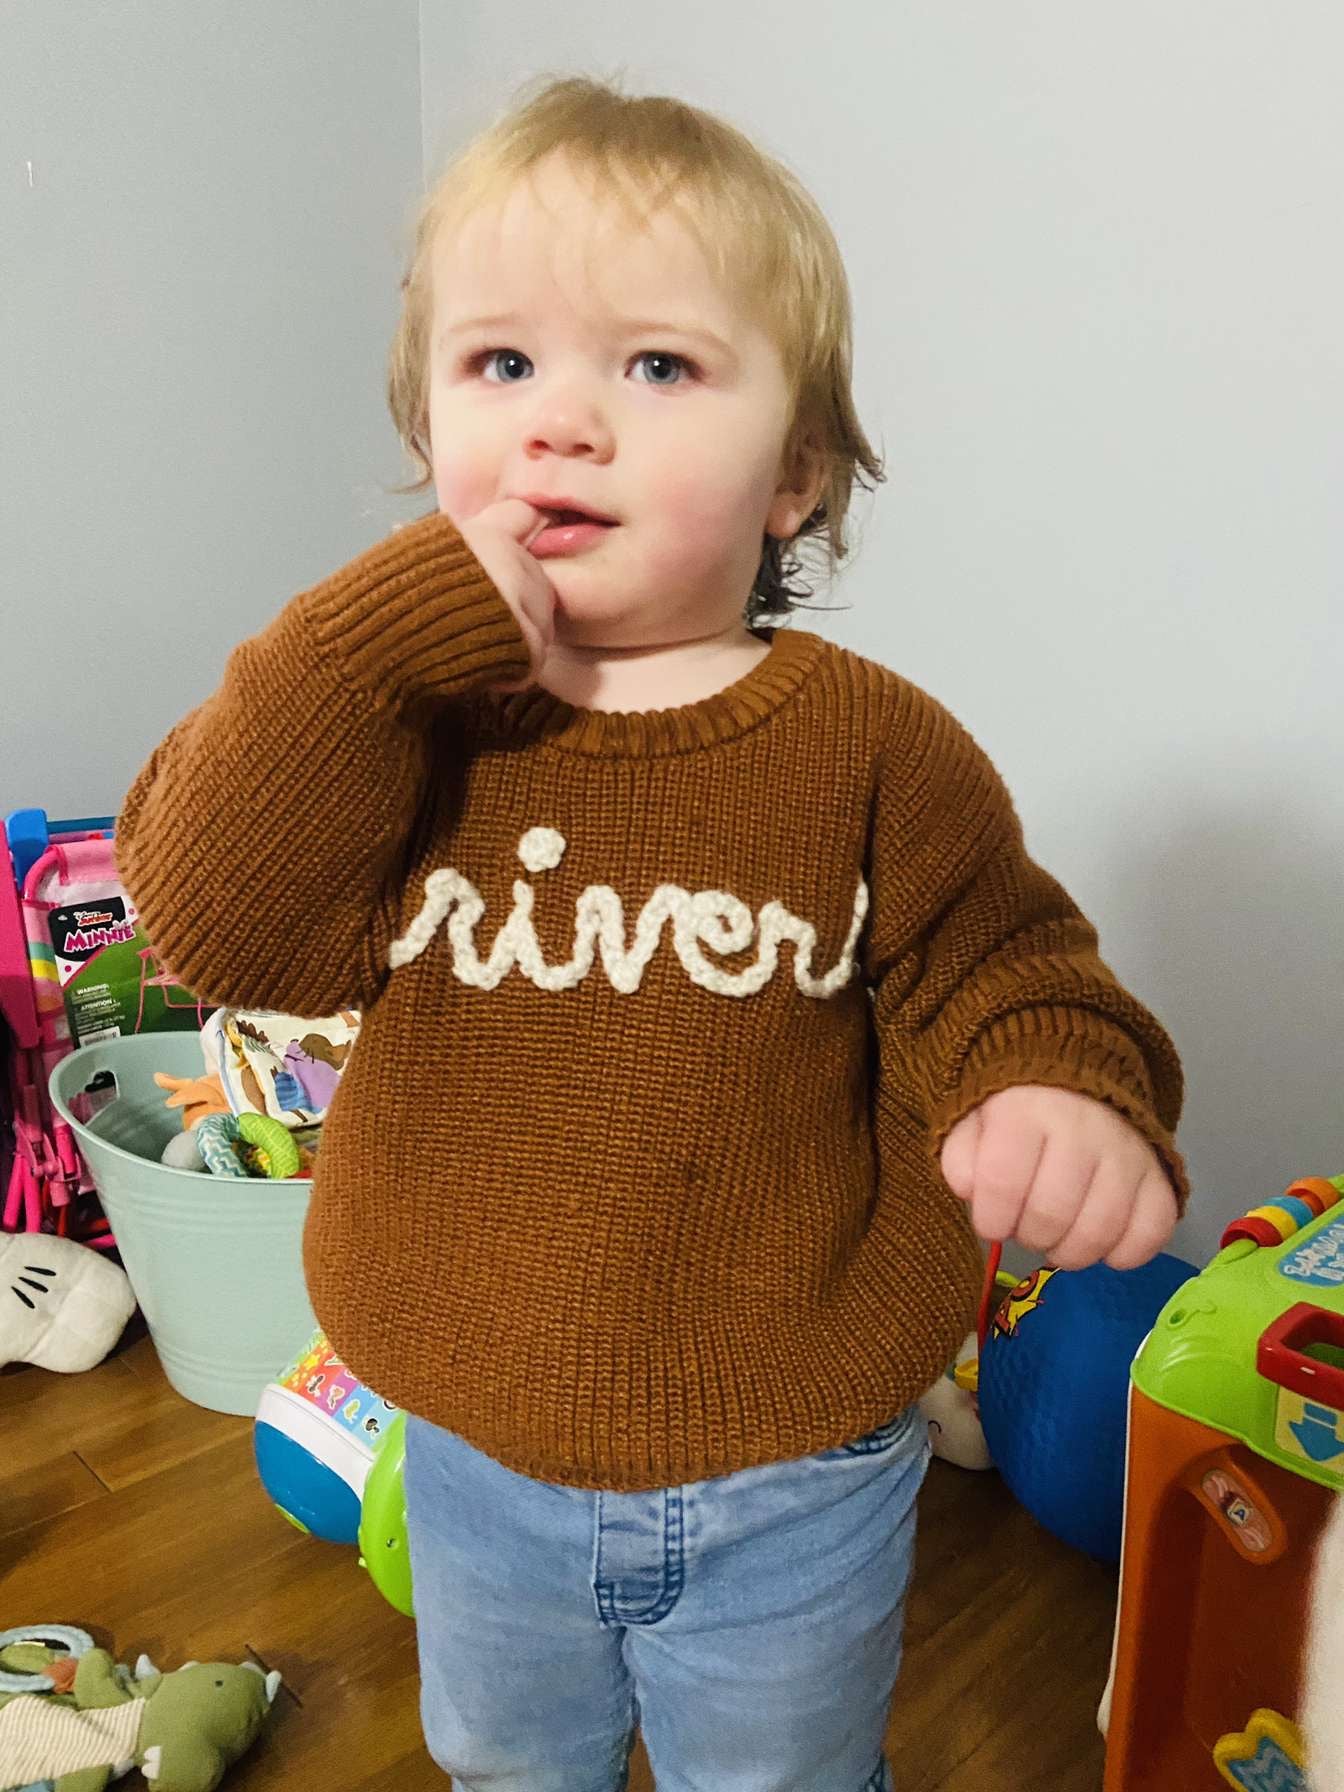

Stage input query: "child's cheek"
[
  {"left": 650, "top": 473, "right": 760, "bottom": 570},
  {"left": 432, "top": 458, "right": 493, "bottom": 530}
]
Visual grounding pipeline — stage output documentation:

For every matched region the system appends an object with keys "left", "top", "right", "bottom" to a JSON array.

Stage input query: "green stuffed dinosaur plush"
[{"left": 0, "top": 1639, "right": 280, "bottom": 1792}]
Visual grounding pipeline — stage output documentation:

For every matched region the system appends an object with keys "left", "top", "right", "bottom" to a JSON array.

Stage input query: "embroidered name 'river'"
[{"left": 389, "top": 826, "right": 870, "bottom": 999}]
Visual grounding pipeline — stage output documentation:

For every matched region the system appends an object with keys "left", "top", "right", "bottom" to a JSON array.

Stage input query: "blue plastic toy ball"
[
  {"left": 977, "top": 1253, "right": 1197, "bottom": 1563},
  {"left": 252, "top": 1334, "right": 395, "bottom": 1545}
]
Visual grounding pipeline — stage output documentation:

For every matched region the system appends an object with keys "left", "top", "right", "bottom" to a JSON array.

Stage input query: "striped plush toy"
[{"left": 0, "top": 1637, "right": 279, "bottom": 1791}]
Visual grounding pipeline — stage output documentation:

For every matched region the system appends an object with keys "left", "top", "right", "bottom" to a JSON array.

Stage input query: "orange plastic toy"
[{"left": 1101, "top": 1175, "right": 1344, "bottom": 1789}]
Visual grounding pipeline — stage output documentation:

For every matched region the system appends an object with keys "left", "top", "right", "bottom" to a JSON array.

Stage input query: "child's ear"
[{"left": 765, "top": 436, "right": 827, "bottom": 541}]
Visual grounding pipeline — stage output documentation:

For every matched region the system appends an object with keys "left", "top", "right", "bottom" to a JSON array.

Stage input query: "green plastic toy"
[
  {"left": 0, "top": 1638, "right": 280, "bottom": 1792},
  {"left": 358, "top": 1409, "right": 415, "bottom": 1617},
  {"left": 1134, "top": 1173, "right": 1344, "bottom": 1491}
]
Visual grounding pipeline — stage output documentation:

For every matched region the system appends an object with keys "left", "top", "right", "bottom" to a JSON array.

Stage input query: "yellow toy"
[{"left": 1213, "top": 1707, "right": 1305, "bottom": 1788}]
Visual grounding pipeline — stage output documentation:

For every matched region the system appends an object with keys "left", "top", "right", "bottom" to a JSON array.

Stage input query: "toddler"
[{"left": 117, "top": 74, "right": 1188, "bottom": 1792}]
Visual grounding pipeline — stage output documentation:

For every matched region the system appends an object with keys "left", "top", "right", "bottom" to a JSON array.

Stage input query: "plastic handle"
[{"left": 1258, "top": 1303, "right": 1344, "bottom": 1406}]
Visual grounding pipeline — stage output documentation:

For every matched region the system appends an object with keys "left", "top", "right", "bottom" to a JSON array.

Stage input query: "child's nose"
[{"left": 523, "top": 385, "right": 615, "bottom": 459}]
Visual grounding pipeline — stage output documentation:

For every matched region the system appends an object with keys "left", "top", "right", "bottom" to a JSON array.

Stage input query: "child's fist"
[
  {"left": 939, "top": 1084, "right": 1177, "bottom": 1271},
  {"left": 453, "top": 498, "right": 559, "bottom": 693}
]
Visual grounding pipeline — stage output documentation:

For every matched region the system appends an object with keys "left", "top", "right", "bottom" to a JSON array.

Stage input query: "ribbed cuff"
[
  {"left": 300, "top": 510, "right": 531, "bottom": 710},
  {"left": 926, "top": 1010, "right": 1190, "bottom": 1214}
]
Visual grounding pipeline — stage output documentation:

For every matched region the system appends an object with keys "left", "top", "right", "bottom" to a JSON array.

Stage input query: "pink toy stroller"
[{"left": 0, "top": 809, "right": 207, "bottom": 1244}]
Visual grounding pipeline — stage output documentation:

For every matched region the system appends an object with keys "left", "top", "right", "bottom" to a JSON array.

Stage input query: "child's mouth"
[{"left": 532, "top": 514, "right": 617, "bottom": 559}]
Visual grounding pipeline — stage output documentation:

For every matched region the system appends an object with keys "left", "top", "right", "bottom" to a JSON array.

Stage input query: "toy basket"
[{"left": 48, "top": 1032, "right": 317, "bottom": 1415}]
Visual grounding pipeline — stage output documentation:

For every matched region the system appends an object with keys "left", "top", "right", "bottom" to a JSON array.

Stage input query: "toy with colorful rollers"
[{"left": 1221, "top": 1174, "right": 1344, "bottom": 1250}]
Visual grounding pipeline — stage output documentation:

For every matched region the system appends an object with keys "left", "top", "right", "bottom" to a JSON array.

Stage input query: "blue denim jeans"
[{"left": 403, "top": 1405, "right": 931, "bottom": 1791}]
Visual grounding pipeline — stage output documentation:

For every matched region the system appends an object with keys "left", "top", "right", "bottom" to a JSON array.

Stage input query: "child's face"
[{"left": 427, "top": 152, "right": 820, "bottom": 646}]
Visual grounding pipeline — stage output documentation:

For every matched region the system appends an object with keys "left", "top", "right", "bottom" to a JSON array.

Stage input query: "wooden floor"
[{"left": 2, "top": 1322, "right": 1116, "bottom": 1789}]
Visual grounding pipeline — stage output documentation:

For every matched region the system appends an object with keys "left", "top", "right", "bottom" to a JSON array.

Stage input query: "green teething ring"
[
  {"left": 237, "top": 1112, "right": 301, "bottom": 1178},
  {"left": 0, "top": 1623, "right": 94, "bottom": 1693},
  {"left": 195, "top": 1112, "right": 301, "bottom": 1179}
]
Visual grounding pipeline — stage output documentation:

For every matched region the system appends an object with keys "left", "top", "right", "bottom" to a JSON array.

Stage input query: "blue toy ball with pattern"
[
  {"left": 977, "top": 1254, "right": 1197, "bottom": 1563},
  {"left": 254, "top": 1330, "right": 397, "bottom": 1545}
]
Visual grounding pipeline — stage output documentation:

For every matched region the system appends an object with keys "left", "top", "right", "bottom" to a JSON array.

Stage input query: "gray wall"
[
  {"left": 3, "top": 5, "right": 1340, "bottom": 1262},
  {"left": 0, "top": 0, "right": 425, "bottom": 813}
]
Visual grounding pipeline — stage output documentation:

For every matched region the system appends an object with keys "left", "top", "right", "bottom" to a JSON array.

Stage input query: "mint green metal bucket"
[{"left": 49, "top": 1033, "right": 317, "bottom": 1415}]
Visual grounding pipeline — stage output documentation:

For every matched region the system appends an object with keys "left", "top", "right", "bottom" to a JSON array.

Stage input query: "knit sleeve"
[
  {"left": 862, "top": 683, "right": 1189, "bottom": 1212},
  {"left": 114, "top": 510, "right": 530, "bottom": 1017}
]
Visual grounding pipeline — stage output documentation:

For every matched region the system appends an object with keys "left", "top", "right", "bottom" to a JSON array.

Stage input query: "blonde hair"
[{"left": 387, "top": 73, "right": 885, "bottom": 626}]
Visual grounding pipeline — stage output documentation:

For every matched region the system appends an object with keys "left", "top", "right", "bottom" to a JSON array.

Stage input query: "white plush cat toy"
[{"left": 0, "top": 1233, "right": 136, "bottom": 1372}]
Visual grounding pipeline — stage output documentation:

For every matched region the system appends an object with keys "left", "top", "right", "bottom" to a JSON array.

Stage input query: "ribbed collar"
[{"left": 480, "top": 625, "right": 827, "bottom": 758}]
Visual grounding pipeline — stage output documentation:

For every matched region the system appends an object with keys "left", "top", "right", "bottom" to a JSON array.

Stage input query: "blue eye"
[
  {"left": 631, "top": 352, "right": 689, "bottom": 386},
  {"left": 479, "top": 349, "right": 532, "bottom": 383}
]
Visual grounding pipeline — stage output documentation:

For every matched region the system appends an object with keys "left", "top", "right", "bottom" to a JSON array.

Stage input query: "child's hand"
[
  {"left": 939, "top": 1085, "right": 1177, "bottom": 1271},
  {"left": 453, "top": 498, "right": 559, "bottom": 693}
]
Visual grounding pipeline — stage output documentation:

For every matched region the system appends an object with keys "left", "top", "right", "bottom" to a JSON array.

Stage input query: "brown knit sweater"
[{"left": 116, "top": 511, "right": 1187, "bottom": 1491}]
